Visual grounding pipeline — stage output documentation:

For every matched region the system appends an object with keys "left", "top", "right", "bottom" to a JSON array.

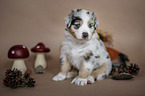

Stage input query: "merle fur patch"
[
  {"left": 106, "top": 55, "right": 110, "bottom": 59},
  {"left": 77, "top": 9, "right": 82, "bottom": 12},
  {"left": 84, "top": 52, "right": 93, "bottom": 61},
  {"left": 71, "top": 16, "right": 82, "bottom": 25},
  {"left": 95, "top": 55, "right": 100, "bottom": 58},
  {"left": 85, "top": 55, "right": 91, "bottom": 61},
  {"left": 60, "top": 58, "right": 64, "bottom": 64},
  {"left": 87, "top": 12, "right": 90, "bottom": 14}
]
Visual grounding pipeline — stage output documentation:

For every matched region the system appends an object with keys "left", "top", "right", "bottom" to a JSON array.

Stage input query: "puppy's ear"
[
  {"left": 65, "top": 10, "right": 75, "bottom": 29},
  {"left": 64, "top": 16, "right": 71, "bottom": 28},
  {"left": 92, "top": 12, "right": 99, "bottom": 30},
  {"left": 94, "top": 17, "right": 99, "bottom": 30}
]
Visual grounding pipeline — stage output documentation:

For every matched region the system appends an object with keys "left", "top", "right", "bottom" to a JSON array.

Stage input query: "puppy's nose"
[{"left": 82, "top": 32, "right": 88, "bottom": 38}]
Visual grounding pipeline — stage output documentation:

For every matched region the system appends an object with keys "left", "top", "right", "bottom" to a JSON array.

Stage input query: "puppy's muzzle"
[{"left": 82, "top": 32, "right": 89, "bottom": 39}]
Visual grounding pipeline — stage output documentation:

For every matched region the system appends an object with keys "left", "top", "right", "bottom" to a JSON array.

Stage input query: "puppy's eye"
[
  {"left": 88, "top": 24, "right": 93, "bottom": 28},
  {"left": 76, "top": 24, "right": 80, "bottom": 27},
  {"left": 74, "top": 24, "right": 80, "bottom": 29}
]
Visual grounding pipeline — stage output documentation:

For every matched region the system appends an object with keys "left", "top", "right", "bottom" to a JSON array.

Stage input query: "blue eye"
[
  {"left": 74, "top": 24, "right": 80, "bottom": 29},
  {"left": 76, "top": 24, "right": 80, "bottom": 27},
  {"left": 88, "top": 24, "right": 93, "bottom": 28}
]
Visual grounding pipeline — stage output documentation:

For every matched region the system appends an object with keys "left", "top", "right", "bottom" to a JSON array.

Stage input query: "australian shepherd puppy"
[{"left": 52, "top": 9, "right": 112, "bottom": 86}]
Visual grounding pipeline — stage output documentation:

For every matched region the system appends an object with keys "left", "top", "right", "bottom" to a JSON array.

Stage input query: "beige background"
[{"left": 0, "top": 0, "right": 145, "bottom": 96}]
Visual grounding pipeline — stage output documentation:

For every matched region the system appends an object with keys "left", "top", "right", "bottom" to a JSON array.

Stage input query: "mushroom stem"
[
  {"left": 12, "top": 59, "right": 27, "bottom": 74},
  {"left": 34, "top": 53, "right": 47, "bottom": 69}
]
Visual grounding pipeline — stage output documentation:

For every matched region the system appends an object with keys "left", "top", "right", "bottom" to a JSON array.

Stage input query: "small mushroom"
[
  {"left": 31, "top": 42, "right": 50, "bottom": 74},
  {"left": 8, "top": 45, "right": 29, "bottom": 74}
]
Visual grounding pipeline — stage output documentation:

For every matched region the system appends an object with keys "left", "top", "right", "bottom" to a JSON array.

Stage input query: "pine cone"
[
  {"left": 3, "top": 69, "right": 35, "bottom": 88},
  {"left": 127, "top": 63, "right": 140, "bottom": 75},
  {"left": 9, "top": 79, "right": 19, "bottom": 89},
  {"left": 3, "top": 69, "right": 24, "bottom": 88},
  {"left": 24, "top": 73, "right": 30, "bottom": 79},
  {"left": 3, "top": 77, "right": 11, "bottom": 87},
  {"left": 3, "top": 76, "right": 20, "bottom": 89},
  {"left": 26, "top": 78, "right": 35, "bottom": 87},
  {"left": 112, "top": 73, "right": 133, "bottom": 80},
  {"left": 18, "top": 78, "right": 25, "bottom": 87},
  {"left": 5, "top": 68, "right": 22, "bottom": 79}
]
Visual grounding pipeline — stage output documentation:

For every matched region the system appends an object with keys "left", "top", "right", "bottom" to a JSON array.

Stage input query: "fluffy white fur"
[{"left": 52, "top": 9, "right": 112, "bottom": 86}]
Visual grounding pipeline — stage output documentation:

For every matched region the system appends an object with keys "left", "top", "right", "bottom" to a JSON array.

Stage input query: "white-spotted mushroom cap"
[
  {"left": 8, "top": 45, "right": 29, "bottom": 59},
  {"left": 31, "top": 42, "right": 50, "bottom": 53}
]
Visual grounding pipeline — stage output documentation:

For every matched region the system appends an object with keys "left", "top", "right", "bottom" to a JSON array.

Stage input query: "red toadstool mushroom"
[
  {"left": 8, "top": 45, "right": 29, "bottom": 74},
  {"left": 31, "top": 42, "right": 50, "bottom": 74}
]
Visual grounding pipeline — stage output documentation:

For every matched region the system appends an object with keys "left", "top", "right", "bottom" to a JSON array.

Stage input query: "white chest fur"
[
  {"left": 61, "top": 31, "right": 105, "bottom": 70},
  {"left": 67, "top": 42, "right": 90, "bottom": 69}
]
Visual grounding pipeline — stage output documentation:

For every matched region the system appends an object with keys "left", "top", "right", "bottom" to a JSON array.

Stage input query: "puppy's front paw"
[
  {"left": 52, "top": 73, "right": 66, "bottom": 81},
  {"left": 71, "top": 76, "right": 88, "bottom": 86},
  {"left": 87, "top": 76, "right": 95, "bottom": 84},
  {"left": 97, "top": 73, "right": 107, "bottom": 81},
  {"left": 66, "top": 72, "right": 77, "bottom": 79}
]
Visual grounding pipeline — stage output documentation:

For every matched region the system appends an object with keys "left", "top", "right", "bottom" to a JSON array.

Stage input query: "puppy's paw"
[
  {"left": 97, "top": 73, "right": 107, "bottom": 81},
  {"left": 71, "top": 76, "right": 87, "bottom": 86},
  {"left": 66, "top": 72, "right": 77, "bottom": 79},
  {"left": 87, "top": 76, "right": 95, "bottom": 84},
  {"left": 52, "top": 73, "right": 66, "bottom": 81}
]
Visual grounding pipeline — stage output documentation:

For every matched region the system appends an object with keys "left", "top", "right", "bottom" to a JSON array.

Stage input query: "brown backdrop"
[{"left": 0, "top": 0, "right": 145, "bottom": 96}]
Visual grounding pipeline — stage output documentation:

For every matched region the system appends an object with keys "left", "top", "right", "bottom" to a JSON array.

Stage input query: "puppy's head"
[{"left": 65, "top": 9, "right": 98, "bottom": 41}]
